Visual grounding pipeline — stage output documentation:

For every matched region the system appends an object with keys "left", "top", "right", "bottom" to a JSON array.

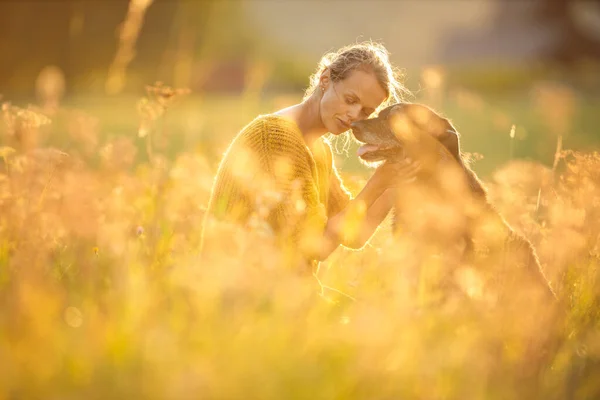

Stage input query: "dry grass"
[{"left": 0, "top": 80, "right": 599, "bottom": 400}]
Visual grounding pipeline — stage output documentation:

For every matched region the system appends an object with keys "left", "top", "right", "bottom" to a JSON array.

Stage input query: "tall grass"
[{"left": 1, "top": 75, "right": 599, "bottom": 399}]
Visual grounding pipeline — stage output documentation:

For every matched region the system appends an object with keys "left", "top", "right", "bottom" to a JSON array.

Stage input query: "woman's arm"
[
  {"left": 315, "top": 160, "right": 420, "bottom": 261},
  {"left": 257, "top": 125, "right": 418, "bottom": 263},
  {"left": 317, "top": 188, "right": 397, "bottom": 260}
]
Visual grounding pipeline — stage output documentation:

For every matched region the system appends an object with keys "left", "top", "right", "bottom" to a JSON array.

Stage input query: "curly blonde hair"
[
  {"left": 304, "top": 41, "right": 411, "bottom": 154},
  {"left": 304, "top": 41, "right": 411, "bottom": 112}
]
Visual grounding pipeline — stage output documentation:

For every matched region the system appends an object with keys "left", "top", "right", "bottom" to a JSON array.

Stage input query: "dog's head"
[{"left": 350, "top": 103, "right": 462, "bottom": 167}]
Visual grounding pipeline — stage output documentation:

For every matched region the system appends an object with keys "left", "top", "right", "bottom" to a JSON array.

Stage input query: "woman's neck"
[{"left": 276, "top": 94, "right": 327, "bottom": 147}]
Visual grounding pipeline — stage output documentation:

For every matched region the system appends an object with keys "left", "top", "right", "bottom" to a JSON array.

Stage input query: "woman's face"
[{"left": 320, "top": 69, "right": 387, "bottom": 135}]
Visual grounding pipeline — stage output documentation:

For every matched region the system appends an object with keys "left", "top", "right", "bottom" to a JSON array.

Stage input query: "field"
[{"left": 1, "top": 75, "right": 600, "bottom": 399}]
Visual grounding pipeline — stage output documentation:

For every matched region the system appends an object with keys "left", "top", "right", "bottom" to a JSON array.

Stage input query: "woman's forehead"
[{"left": 339, "top": 69, "right": 387, "bottom": 108}]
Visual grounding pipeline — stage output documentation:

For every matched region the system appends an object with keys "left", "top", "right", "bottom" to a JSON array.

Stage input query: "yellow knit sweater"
[{"left": 201, "top": 114, "right": 352, "bottom": 260}]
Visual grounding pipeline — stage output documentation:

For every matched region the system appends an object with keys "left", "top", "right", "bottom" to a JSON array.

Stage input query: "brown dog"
[
  {"left": 351, "top": 103, "right": 556, "bottom": 298},
  {"left": 351, "top": 103, "right": 563, "bottom": 382}
]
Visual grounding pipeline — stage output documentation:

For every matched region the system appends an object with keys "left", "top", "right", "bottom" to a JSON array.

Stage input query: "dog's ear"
[{"left": 438, "top": 120, "right": 462, "bottom": 163}]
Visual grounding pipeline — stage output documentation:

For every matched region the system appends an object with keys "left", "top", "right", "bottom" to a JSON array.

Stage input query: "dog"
[
  {"left": 351, "top": 102, "right": 565, "bottom": 384},
  {"left": 351, "top": 103, "right": 556, "bottom": 294},
  {"left": 351, "top": 103, "right": 484, "bottom": 264}
]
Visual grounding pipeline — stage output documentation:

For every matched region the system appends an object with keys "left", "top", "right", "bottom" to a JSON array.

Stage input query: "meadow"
[{"left": 1, "top": 70, "right": 600, "bottom": 399}]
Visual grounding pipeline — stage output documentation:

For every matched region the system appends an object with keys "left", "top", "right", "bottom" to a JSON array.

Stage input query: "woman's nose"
[{"left": 347, "top": 105, "right": 362, "bottom": 121}]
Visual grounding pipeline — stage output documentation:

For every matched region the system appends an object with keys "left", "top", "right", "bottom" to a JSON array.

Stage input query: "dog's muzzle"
[{"left": 351, "top": 121, "right": 404, "bottom": 162}]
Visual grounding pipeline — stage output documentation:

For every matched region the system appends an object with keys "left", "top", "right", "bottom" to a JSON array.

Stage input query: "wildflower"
[{"left": 93, "top": 246, "right": 99, "bottom": 256}]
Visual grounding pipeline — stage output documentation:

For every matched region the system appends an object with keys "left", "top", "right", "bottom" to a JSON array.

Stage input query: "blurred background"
[
  {"left": 1, "top": 0, "right": 600, "bottom": 177},
  {"left": 2, "top": 2, "right": 600, "bottom": 397}
]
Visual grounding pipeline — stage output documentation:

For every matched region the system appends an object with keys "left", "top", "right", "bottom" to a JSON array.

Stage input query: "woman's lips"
[{"left": 337, "top": 118, "right": 350, "bottom": 130}]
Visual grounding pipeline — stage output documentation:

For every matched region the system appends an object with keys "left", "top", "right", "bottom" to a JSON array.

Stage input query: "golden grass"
[{"left": 1, "top": 81, "right": 599, "bottom": 400}]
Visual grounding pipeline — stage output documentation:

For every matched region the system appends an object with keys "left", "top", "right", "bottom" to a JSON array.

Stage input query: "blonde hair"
[
  {"left": 305, "top": 41, "right": 411, "bottom": 154},
  {"left": 304, "top": 41, "right": 411, "bottom": 111}
]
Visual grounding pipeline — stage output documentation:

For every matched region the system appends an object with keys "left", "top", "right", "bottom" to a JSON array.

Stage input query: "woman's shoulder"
[
  {"left": 238, "top": 113, "right": 307, "bottom": 151},
  {"left": 241, "top": 114, "right": 302, "bottom": 137}
]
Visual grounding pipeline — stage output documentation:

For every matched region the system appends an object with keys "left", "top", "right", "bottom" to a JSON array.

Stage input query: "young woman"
[{"left": 200, "top": 42, "right": 418, "bottom": 269}]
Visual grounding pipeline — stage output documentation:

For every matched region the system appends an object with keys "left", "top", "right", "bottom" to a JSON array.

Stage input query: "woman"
[{"left": 200, "top": 42, "right": 418, "bottom": 269}]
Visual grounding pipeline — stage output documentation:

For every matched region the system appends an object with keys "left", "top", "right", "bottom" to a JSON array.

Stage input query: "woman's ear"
[{"left": 319, "top": 68, "right": 331, "bottom": 91}]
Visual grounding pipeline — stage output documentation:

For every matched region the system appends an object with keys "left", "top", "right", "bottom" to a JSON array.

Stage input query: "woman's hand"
[
  {"left": 350, "top": 157, "right": 422, "bottom": 210},
  {"left": 319, "top": 186, "right": 398, "bottom": 259},
  {"left": 370, "top": 157, "right": 422, "bottom": 191}
]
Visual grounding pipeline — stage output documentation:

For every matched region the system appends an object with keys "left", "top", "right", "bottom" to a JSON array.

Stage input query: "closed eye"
[
  {"left": 345, "top": 96, "right": 358, "bottom": 105},
  {"left": 344, "top": 90, "right": 375, "bottom": 117}
]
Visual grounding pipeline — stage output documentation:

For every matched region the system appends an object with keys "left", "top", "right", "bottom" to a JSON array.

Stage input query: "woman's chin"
[
  {"left": 329, "top": 125, "right": 348, "bottom": 136},
  {"left": 324, "top": 119, "right": 348, "bottom": 135}
]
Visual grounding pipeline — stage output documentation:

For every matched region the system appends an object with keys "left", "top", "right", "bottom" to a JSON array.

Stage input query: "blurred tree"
[
  {"left": 536, "top": 0, "right": 600, "bottom": 62},
  {"left": 0, "top": 1, "right": 130, "bottom": 97},
  {"left": 1, "top": 0, "right": 597, "bottom": 98},
  {"left": 0, "top": 0, "right": 252, "bottom": 97}
]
